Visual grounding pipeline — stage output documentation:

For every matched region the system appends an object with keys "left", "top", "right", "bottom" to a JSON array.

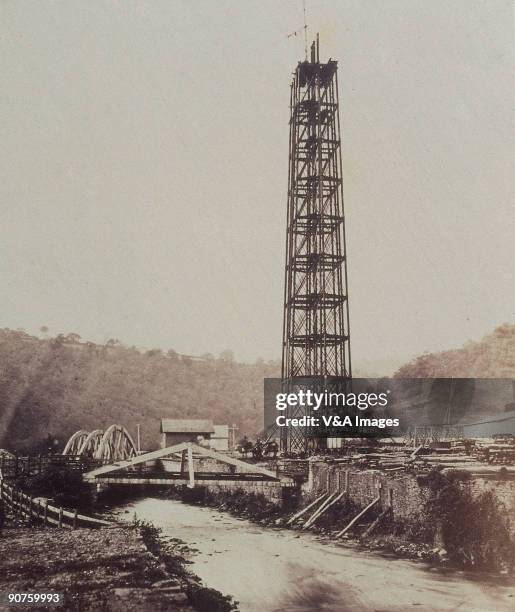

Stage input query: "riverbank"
[
  {"left": 164, "top": 483, "right": 514, "bottom": 573},
  {"left": 0, "top": 525, "right": 192, "bottom": 611},
  {"left": 116, "top": 497, "right": 515, "bottom": 611},
  {"left": 0, "top": 522, "right": 235, "bottom": 612}
]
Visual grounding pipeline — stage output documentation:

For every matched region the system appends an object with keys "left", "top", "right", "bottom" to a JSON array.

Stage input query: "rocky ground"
[{"left": 0, "top": 526, "right": 195, "bottom": 611}]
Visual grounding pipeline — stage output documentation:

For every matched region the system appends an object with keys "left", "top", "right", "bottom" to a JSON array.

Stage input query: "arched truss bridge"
[{"left": 62, "top": 425, "right": 137, "bottom": 462}]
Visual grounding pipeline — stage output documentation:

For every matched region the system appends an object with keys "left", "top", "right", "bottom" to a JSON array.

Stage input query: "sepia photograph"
[{"left": 0, "top": 1, "right": 514, "bottom": 610}]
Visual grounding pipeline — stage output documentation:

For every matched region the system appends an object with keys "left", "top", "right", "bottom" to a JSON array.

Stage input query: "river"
[{"left": 116, "top": 497, "right": 513, "bottom": 612}]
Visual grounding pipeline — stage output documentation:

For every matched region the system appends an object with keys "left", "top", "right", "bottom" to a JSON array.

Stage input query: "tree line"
[{"left": 0, "top": 329, "right": 279, "bottom": 453}]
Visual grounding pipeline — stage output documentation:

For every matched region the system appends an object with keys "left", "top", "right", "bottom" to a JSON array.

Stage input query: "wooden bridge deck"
[
  {"left": 85, "top": 442, "right": 295, "bottom": 489},
  {"left": 95, "top": 474, "right": 296, "bottom": 487}
]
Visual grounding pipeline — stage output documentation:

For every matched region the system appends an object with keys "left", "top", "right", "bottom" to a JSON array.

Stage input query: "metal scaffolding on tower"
[{"left": 281, "top": 36, "right": 352, "bottom": 452}]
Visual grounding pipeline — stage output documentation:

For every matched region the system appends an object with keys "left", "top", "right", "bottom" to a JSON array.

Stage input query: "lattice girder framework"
[
  {"left": 281, "top": 40, "right": 352, "bottom": 452},
  {"left": 62, "top": 430, "right": 89, "bottom": 455},
  {"left": 95, "top": 425, "right": 138, "bottom": 463},
  {"left": 62, "top": 425, "right": 137, "bottom": 462},
  {"left": 77, "top": 429, "right": 104, "bottom": 458}
]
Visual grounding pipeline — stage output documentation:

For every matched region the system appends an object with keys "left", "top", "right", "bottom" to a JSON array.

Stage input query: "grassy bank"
[
  {"left": 165, "top": 475, "right": 514, "bottom": 574},
  {"left": 168, "top": 485, "right": 285, "bottom": 526}
]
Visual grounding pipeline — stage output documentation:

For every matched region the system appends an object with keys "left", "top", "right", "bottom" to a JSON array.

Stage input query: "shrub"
[
  {"left": 186, "top": 585, "right": 237, "bottom": 612},
  {"left": 135, "top": 517, "right": 163, "bottom": 556},
  {"left": 422, "top": 473, "right": 514, "bottom": 570},
  {"left": 18, "top": 466, "right": 93, "bottom": 510}
]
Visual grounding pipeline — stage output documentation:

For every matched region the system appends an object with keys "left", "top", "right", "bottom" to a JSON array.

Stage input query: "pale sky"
[{"left": 1, "top": 0, "right": 513, "bottom": 368}]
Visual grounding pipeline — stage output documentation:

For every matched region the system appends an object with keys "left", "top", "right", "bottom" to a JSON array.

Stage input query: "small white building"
[
  {"left": 209, "top": 424, "right": 229, "bottom": 452},
  {"left": 160, "top": 419, "right": 214, "bottom": 448}
]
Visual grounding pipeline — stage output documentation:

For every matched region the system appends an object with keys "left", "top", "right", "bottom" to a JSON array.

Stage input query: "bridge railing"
[
  {"left": 0, "top": 454, "right": 102, "bottom": 479},
  {"left": 0, "top": 478, "right": 111, "bottom": 529}
]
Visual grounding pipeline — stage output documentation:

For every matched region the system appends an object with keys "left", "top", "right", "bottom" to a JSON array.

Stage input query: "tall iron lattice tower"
[{"left": 281, "top": 37, "right": 352, "bottom": 452}]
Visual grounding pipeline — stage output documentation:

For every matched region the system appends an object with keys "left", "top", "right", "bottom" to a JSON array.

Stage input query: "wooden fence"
[
  {"left": 0, "top": 454, "right": 101, "bottom": 479},
  {"left": 0, "top": 478, "right": 111, "bottom": 529}
]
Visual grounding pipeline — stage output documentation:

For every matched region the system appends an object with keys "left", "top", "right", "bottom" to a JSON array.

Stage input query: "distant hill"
[
  {"left": 0, "top": 329, "right": 279, "bottom": 453},
  {"left": 2, "top": 325, "right": 513, "bottom": 453},
  {"left": 394, "top": 324, "right": 515, "bottom": 378},
  {"left": 390, "top": 325, "right": 515, "bottom": 425}
]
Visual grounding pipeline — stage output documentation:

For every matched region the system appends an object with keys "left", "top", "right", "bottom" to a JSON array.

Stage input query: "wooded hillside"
[
  {"left": 1, "top": 324, "right": 513, "bottom": 453},
  {"left": 0, "top": 330, "right": 279, "bottom": 453},
  {"left": 394, "top": 324, "right": 514, "bottom": 378}
]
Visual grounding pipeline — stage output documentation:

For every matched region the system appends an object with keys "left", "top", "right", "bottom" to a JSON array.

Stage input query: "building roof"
[
  {"left": 160, "top": 418, "right": 214, "bottom": 434},
  {"left": 212, "top": 424, "right": 229, "bottom": 439}
]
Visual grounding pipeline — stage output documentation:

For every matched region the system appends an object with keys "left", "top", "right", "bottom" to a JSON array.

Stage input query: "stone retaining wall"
[
  {"left": 304, "top": 462, "right": 428, "bottom": 519},
  {"left": 304, "top": 461, "right": 515, "bottom": 523}
]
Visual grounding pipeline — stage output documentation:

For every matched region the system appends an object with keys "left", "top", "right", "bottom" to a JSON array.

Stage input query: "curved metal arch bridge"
[{"left": 62, "top": 425, "right": 137, "bottom": 462}]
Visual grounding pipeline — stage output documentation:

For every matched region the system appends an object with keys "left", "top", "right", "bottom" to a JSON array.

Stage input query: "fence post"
[
  {"left": 58, "top": 507, "right": 63, "bottom": 528},
  {"left": 73, "top": 508, "right": 78, "bottom": 529},
  {"left": 187, "top": 444, "right": 195, "bottom": 488},
  {"left": 180, "top": 449, "right": 186, "bottom": 475},
  {"left": 44, "top": 501, "right": 48, "bottom": 526},
  {"left": 29, "top": 496, "right": 33, "bottom": 520}
]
